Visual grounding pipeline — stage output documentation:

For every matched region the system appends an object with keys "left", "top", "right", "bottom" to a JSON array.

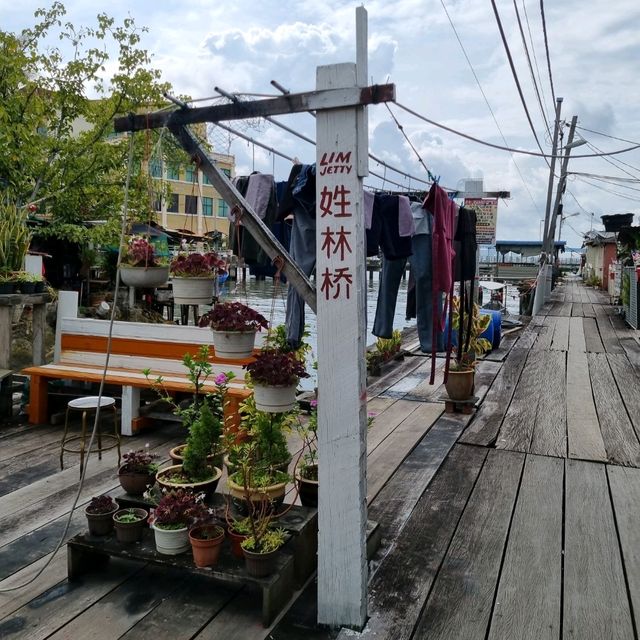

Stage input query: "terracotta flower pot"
[
  {"left": 152, "top": 524, "right": 190, "bottom": 555},
  {"left": 444, "top": 369, "right": 475, "bottom": 401},
  {"left": 227, "top": 528, "right": 249, "bottom": 559},
  {"left": 113, "top": 508, "right": 148, "bottom": 544},
  {"left": 226, "top": 475, "right": 287, "bottom": 514},
  {"left": 243, "top": 547, "right": 280, "bottom": 578},
  {"left": 169, "top": 444, "right": 224, "bottom": 470},
  {"left": 85, "top": 504, "right": 119, "bottom": 536},
  {"left": 155, "top": 464, "right": 222, "bottom": 498},
  {"left": 252, "top": 383, "right": 297, "bottom": 413},
  {"left": 189, "top": 525, "right": 225, "bottom": 567},
  {"left": 295, "top": 464, "right": 318, "bottom": 508},
  {"left": 118, "top": 466, "right": 155, "bottom": 496}
]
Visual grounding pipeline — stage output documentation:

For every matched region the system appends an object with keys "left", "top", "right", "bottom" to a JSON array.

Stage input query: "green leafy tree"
[{"left": 0, "top": 2, "right": 189, "bottom": 244}]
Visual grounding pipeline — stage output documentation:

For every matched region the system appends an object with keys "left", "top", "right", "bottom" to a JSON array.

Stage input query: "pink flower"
[
  {"left": 214, "top": 373, "right": 228, "bottom": 385},
  {"left": 310, "top": 399, "right": 318, "bottom": 408}
]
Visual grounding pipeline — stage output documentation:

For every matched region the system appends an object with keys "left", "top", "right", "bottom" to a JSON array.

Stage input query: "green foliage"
[
  {"left": 622, "top": 271, "right": 631, "bottom": 308},
  {"left": 0, "top": 202, "right": 31, "bottom": 273},
  {"left": 0, "top": 3, "right": 186, "bottom": 243},
  {"left": 241, "top": 528, "right": 287, "bottom": 554},
  {"left": 450, "top": 297, "right": 492, "bottom": 371},
  {"left": 182, "top": 401, "right": 220, "bottom": 481}
]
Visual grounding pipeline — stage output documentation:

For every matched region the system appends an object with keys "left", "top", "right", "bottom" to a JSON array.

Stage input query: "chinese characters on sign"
[
  {"left": 318, "top": 151, "right": 356, "bottom": 301},
  {"left": 464, "top": 197, "right": 498, "bottom": 245}
]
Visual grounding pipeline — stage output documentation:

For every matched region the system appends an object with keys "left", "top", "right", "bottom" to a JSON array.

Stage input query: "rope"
[{"left": 0, "top": 133, "right": 137, "bottom": 593}]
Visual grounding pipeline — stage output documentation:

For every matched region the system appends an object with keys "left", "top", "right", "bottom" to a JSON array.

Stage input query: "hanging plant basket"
[
  {"left": 211, "top": 329, "right": 257, "bottom": 359},
  {"left": 252, "top": 383, "right": 297, "bottom": 413},
  {"left": 120, "top": 265, "right": 169, "bottom": 288},
  {"left": 171, "top": 276, "right": 215, "bottom": 305}
]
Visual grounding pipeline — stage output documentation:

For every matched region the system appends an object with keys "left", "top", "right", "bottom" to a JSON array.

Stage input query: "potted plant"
[
  {"left": 294, "top": 400, "right": 319, "bottom": 508},
  {"left": 445, "top": 298, "right": 493, "bottom": 401},
  {"left": 225, "top": 516, "right": 252, "bottom": 559},
  {"left": 85, "top": 495, "right": 119, "bottom": 536},
  {"left": 170, "top": 251, "right": 227, "bottom": 305},
  {"left": 113, "top": 507, "right": 148, "bottom": 543},
  {"left": 118, "top": 446, "right": 159, "bottom": 496},
  {"left": 145, "top": 347, "right": 230, "bottom": 496},
  {"left": 0, "top": 272, "right": 17, "bottom": 295},
  {"left": 148, "top": 489, "right": 210, "bottom": 555},
  {"left": 244, "top": 349, "right": 309, "bottom": 413},
  {"left": 199, "top": 301, "right": 268, "bottom": 359},
  {"left": 189, "top": 523, "right": 225, "bottom": 567},
  {"left": 120, "top": 235, "right": 170, "bottom": 288}
]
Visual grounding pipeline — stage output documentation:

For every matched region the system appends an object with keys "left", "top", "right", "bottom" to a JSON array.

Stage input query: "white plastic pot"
[
  {"left": 152, "top": 523, "right": 190, "bottom": 555},
  {"left": 211, "top": 329, "right": 257, "bottom": 359},
  {"left": 253, "top": 383, "right": 297, "bottom": 413},
  {"left": 120, "top": 265, "right": 169, "bottom": 288},
  {"left": 171, "top": 276, "right": 215, "bottom": 305}
]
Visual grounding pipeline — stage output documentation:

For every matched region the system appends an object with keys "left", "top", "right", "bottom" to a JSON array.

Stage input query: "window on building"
[
  {"left": 168, "top": 193, "right": 179, "bottom": 213},
  {"left": 222, "top": 168, "right": 231, "bottom": 178},
  {"left": 202, "top": 196, "right": 213, "bottom": 217},
  {"left": 167, "top": 165, "right": 180, "bottom": 181},
  {"left": 149, "top": 160, "right": 163, "bottom": 178},
  {"left": 218, "top": 199, "right": 229, "bottom": 218},
  {"left": 185, "top": 166, "right": 197, "bottom": 183},
  {"left": 185, "top": 195, "right": 198, "bottom": 215},
  {"left": 203, "top": 173, "right": 212, "bottom": 185},
  {"left": 153, "top": 197, "right": 163, "bottom": 212}
]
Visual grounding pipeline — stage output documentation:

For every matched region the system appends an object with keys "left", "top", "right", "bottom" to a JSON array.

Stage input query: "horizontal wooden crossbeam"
[{"left": 114, "top": 84, "right": 395, "bottom": 132}]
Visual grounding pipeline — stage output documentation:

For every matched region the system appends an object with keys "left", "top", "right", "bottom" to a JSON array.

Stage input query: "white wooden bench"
[{"left": 23, "top": 317, "right": 258, "bottom": 436}]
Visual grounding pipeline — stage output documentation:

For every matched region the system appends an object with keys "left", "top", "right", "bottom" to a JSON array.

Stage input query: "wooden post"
[
  {"left": 315, "top": 46, "right": 368, "bottom": 631},
  {"left": 55, "top": 291, "right": 79, "bottom": 363},
  {"left": 0, "top": 307, "right": 11, "bottom": 370}
]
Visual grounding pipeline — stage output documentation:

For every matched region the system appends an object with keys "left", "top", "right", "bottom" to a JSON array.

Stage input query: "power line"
[
  {"left": 522, "top": 0, "right": 552, "bottom": 128},
  {"left": 576, "top": 125, "right": 640, "bottom": 146},
  {"left": 393, "top": 101, "right": 640, "bottom": 159},
  {"left": 513, "top": 0, "right": 552, "bottom": 139},
  {"left": 490, "top": 0, "right": 547, "bottom": 157},
  {"left": 574, "top": 176, "right": 640, "bottom": 202},
  {"left": 585, "top": 140, "right": 640, "bottom": 179},
  {"left": 539, "top": 0, "right": 557, "bottom": 105},
  {"left": 439, "top": 0, "right": 541, "bottom": 213},
  {"left": 569, "top": 171, "right": 640, "bottom": 184}
]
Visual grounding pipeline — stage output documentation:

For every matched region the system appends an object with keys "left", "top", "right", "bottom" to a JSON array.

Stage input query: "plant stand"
[
  {"left": 67, "top": 529, "right": 295, "bottom": 627},
  {"left": 440, "top": 395, "right": 479, "bottom": 415}
]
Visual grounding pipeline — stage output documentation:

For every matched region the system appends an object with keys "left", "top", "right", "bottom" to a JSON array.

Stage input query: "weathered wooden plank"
[
  {"left": 583, "top": 317, "right": 605, "bottom": 353},
  {"left": 563, "top": 459, "right": 634, "bottom": 639},
  {"left": 588, "top": 352, "right": 640, "bottom": 466},
  {"left": 367, "top": 402, "right": 443, "bottom": 501},
  {"left": 364, "top": 445, "right": 488, "bottom": 640},
  {"left": 582, "top": 303, "right": 596, "bottom": 318},
  {"left": 118, "top": 577, "right": 239, "bottom": 640},
  {"left": 568, "top": 317, "right": 586, "bottom": 353},
  {"left": 607, "top": 464, "right": 640, "bottom": 635},
  {"left": 531, "top": 317, "right": 556, "bottom": 350},
  {"left": 571, "top": 302, "right": 584, "bottom": 317},
  {"left": 606, "top": 353, "right": 640, "bottom": 444},
  {"left": 593, "top": 304, "right": 624, "bottom": 354},
  {"left": 619, "top": 336, "right": 640, "bottom": 370},
  {"left": 412, "top": 449, "right": 525, "bottom": 640},
  {"left": 551, "top": 316, "right": 570, "bottom": 351},
  {"left": 514, "top": 325, "right": 538, "bottom": 350},
  {"left": 553, "top": 301, "right": 572, "bottom": 317},
  {"left": 0, "top": 559, "right": 143, "bottom": 640},
  {"left": 488, "top": 455, "right": 563, "bottom": 640},
  {"left": 566, "top": 351, "right": 607, "bottom": 462},
  {"left": 460, "top": 349, "right": 527, "bottom": 447},
  {"left": 366, "top": 355, "right": 425, "bottom": 398},
  {"left": 496, "top": 350, "right": 546, "bottom": 452},
  {"left": 484, "top": 330, "right": 520, "bottom": 362},
  {"left": 366, "top": 399, "right": 421, "bottom": 453},
  {"left": 45, "top": 565, "right": 183, "bottom": 640},
  {"left": 530, "top": 350, "right": 567, "bottom": 458},
  {"left": 368, "top": 413, "right": 470, "bottom": 549}
]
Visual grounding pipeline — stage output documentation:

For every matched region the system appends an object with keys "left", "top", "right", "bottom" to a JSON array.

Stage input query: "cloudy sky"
[{"left": 4, "top": 0, "right": 640, "bottom": 249}]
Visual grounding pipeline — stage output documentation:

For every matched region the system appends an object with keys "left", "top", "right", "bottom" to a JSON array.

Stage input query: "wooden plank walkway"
[{"left": 4, "top": 276, "right": 640, "bottom": 640}]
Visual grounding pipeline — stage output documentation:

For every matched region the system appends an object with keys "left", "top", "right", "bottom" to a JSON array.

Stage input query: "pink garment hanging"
[{"left": 422, "top": 183, "right": 457, "bottom": 384}]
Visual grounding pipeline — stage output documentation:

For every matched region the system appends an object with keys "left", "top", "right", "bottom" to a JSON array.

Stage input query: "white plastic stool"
[{"left": 60, "top": 396, "right": 121, "bottom": 475}]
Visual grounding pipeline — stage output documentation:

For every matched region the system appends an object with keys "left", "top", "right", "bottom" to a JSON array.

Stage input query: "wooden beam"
[
  {"left": 114, "top": 83, "right": 395, "bottom": 133},
  {"left": 168, "top": 124, "right": 317, "bottom": 312},
  {"left": 315, "top": 60, "right": 368, "bottom": 629}
]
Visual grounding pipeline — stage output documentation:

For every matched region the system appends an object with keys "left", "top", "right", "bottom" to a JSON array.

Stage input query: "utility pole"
[
  {"left": 532, "top": 97, "right": 563, "bottom": 315},
  {"left": 544, "top": 115, "right": 578, "bottom": 299}
]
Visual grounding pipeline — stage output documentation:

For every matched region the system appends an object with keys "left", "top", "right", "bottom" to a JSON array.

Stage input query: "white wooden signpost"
[{"left": 113, "top": 7, "right": 390, "bottom": 628}]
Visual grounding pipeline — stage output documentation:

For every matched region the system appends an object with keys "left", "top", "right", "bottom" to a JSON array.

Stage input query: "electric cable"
[
  {"left": 392, "top": 101, "right": 640, "bottom": 159},
  {"left": 568, "top": 171, "right": 640, "bottom": 184},
  {"left": 439, "top": 0, "right": 541, "bottom": 213},
  {"left": 574, "top": 177, "right": 640, "bottom": 202},
  {"left": 513, "top": 0, "right": 552, "bottom": 139},
  {"left": 267, "top": 79, "right": 434, "bottom": 187},
  {"left": 585, "top": 141, "right": 640, "bottom": 180},
  {"left": 575, "top": 125, "right": 640, "bottom": 146},
  {"left": 540, "top": 0, "right": 557, "bottom": 105},
  {"left": 490, "top": 0, "right": 547, "bottom": 156},
  {"left": 522, "top": 0, "right": 552, "bottom": 126},
  {"left": 0, "top": 132, "right": 138, "bottom": 593}
]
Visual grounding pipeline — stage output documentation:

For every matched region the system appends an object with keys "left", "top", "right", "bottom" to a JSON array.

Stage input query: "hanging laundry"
[{"left": 423, "top": 183, "right": 457, "bottom": 383}]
